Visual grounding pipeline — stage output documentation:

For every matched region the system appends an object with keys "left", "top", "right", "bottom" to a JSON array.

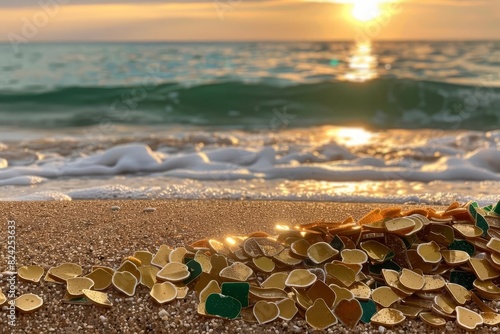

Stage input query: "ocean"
[{"left": 0, "top": 41, "right": 499, "bottom": 203}]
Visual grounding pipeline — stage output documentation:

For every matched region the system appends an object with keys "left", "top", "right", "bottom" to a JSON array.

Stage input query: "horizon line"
[{"left": 0, "top": 39, "right": 499, "bottom": 44}]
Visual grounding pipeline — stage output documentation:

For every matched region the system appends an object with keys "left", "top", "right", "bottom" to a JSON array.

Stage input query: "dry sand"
[{"left": 0, "top": 200, "right": 489, "bottom": 333}]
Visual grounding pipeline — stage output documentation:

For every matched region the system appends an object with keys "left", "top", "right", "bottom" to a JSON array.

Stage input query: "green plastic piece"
[
  {"left": 449, "top": 269, "right": 475, "bottom": 290},
  {"left": 330, "top": 235, "right": 345, "bottom": 252},
  {"left": 476, "top": 215, "right": 489, "bottom": 237},
  {"left": 359, "top": 299, "right": 377, "bottom": 323},
  {"left": 468, "top": 202, "right": 488, "bottom": 237},
  {"left": 368, "top": 260, "right": 401, "bottom": 275},
  {"left": 65, "top": 297, "right": 91, "bottom": 305},
  {"left": 205, "top": 294, "right": 242, "bottom": 320},
  {"left": 221, "top": 282, "right": 250, "bottom": 308},
  {"left": 304, "top": 258, "right": 316, "bottom": 267},
  {"left": 448, "top": 239, "right": 475, "bottom": 256},
  {"left": 493, "top": 200, "right": 500, "bottom": 215},
  {"left": 403, "top": 234, "right": 417, "bottom": 249},
  {"left": 184, "top": 259, "right": 202, "bottom": 285},
  {"left": 384, "top": 250, "right": 395, "bottom": 262}
]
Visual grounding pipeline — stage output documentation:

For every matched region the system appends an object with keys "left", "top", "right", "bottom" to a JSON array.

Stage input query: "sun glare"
[
  {"left": 225, "top": 237, "right": 236, "bottom": 246},
  {"left": 327, "top": 127, "right": 374, "bottom": 146},
  {"left": 351, "top": 0, "right": 383, "bottom": 22}
]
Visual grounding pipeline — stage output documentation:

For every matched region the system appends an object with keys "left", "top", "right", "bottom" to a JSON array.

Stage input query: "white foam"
[
  {"left": 1, "top": 127, "right": 499, "bottom": 203},
  {"left": 4, "top": 144, "right": 500, "bottom": 184},
  {"left": 0, "top": 176, "right": 45, "bottom": 186}
]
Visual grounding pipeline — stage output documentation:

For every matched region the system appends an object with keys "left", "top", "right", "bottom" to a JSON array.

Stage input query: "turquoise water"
[
  {"left": 1, "top": 41, "right": 500, "bottom": 202},
  {"left": 0, "top": 41, "right": 499, "bottom": 129}
]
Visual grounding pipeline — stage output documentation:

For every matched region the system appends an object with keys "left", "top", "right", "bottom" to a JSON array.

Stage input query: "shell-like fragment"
[
  {"left": 150, "top": 282, "right": 177, "bottom": 304},
  {"left": 15, "top": 293, "right": 43, "bottom": 313}
]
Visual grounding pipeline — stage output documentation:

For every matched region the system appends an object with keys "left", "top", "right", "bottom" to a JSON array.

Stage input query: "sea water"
[{"left": 0, "top": 41, "right": 499, "bottom": 203}]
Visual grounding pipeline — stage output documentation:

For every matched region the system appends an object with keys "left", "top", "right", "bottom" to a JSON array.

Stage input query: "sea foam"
[{"left": 1, "top": 126, "right": 499, "bottom": 203}]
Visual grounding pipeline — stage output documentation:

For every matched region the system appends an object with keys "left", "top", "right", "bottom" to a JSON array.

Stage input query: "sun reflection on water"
[
  {"left": 326, "top": 127, "right": 374, "bottom": 146},
  {"left": 344, "top": 42, "right": 378, "bottom": 82}
]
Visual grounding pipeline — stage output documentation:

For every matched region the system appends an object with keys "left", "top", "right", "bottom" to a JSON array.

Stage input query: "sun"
[
  {"left": 315, "top": 0, "right": 394, "bottom": 22},
  {"left": 351, "top": 0, "right": 382, "bottom": 22},
  {"left": 346, "top": 0, "right": 387, "bottom": 22}
]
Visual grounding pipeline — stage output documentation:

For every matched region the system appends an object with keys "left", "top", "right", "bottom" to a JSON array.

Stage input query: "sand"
[{"left": 0, "top": 200, "right": 489, "bottom": 333}]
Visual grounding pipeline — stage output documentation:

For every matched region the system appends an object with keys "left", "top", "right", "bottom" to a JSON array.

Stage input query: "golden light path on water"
[
  {"left": 344, "top": 42, "right": 379, "bottom": 82},
  {"left": 326, "top": 127, "right": 374, "bottom": 146},
  {"left": 320, "top": 0, "right": 399, "bottom": 82}
]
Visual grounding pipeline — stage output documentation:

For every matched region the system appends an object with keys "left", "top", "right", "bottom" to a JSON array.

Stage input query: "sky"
[{"left": 0, "top": 0, "right": 498, "bottom": 42}]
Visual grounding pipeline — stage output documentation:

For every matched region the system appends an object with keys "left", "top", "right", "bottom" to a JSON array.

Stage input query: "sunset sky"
[{"left": 1, "top": 0, "right": 498, "bottom": 42}]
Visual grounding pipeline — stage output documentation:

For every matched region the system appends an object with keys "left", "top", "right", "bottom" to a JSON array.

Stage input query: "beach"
[
  {"left": 5, "top": 199, "right": 493, "bottom": 334},
  {"left": 0, "top": 41, "right": 499, "bottom": 334},
  {"left": 0, "top": 0, "right": 499, "bottom": 332}
]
